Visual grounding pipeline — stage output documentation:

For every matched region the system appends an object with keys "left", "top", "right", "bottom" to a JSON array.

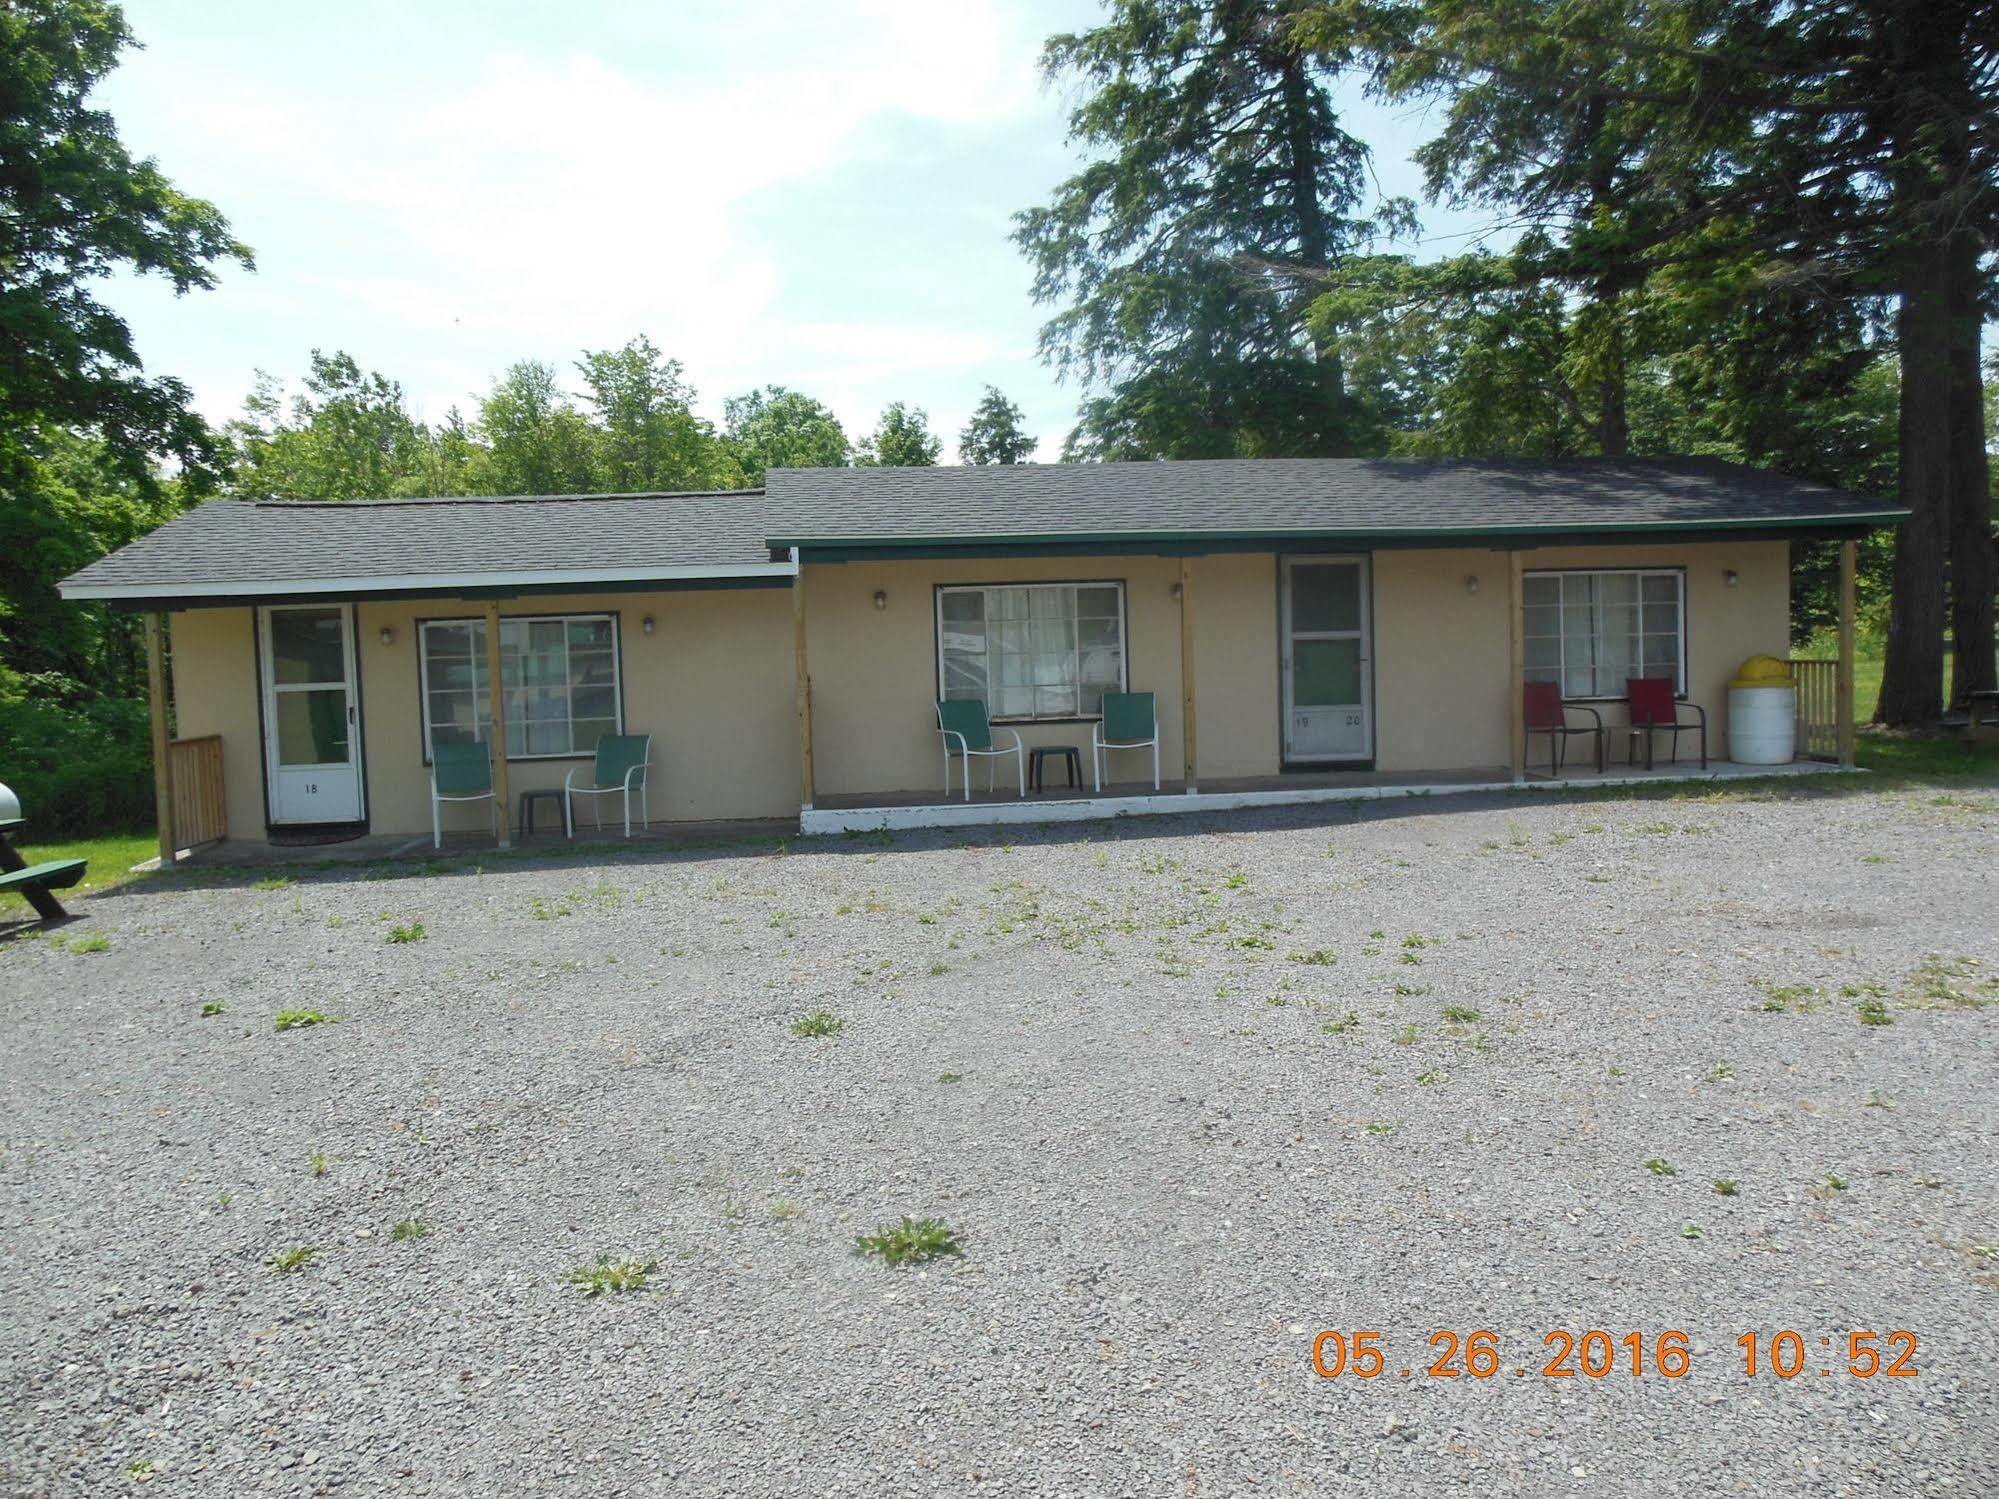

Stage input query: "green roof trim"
[{"left": 769, "top": 510, "right": 1906, "bottom": 553}]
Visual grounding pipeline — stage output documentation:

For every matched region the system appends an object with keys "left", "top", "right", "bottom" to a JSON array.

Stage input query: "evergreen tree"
[
  {"left": 1016, "top": 0, "right": 1403, "bottom": 457},
  {"left": 958, "top": 387, "right": 1037, "bottom": 465}
]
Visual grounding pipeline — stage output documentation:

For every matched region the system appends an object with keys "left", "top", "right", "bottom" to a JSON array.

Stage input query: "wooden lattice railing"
[
  {"left": 1789, "top": 658, "right": 1840, "bottom": 763},
  {"left": 169, "top": 734, "right": 227, "bottom": 849}
]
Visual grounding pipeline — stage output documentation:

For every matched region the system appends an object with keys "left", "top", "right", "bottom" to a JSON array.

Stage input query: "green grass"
[
  {"left": 266, "top": 1246, "right": 317, "bottom": 1274},
  {"left": 789, "top": 1009, "right": 846, "bottom": 1038},
  {"left": 8, "top": 831, "right": 156, "bottom": 895},
  {"left": 273, "top": 1009, "right": 334, "bottom": 1031}
]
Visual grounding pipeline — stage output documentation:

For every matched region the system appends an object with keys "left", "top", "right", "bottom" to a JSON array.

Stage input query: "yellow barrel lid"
[{"left": 1729, "top": 654, "right": 1795, "bottom": 688}]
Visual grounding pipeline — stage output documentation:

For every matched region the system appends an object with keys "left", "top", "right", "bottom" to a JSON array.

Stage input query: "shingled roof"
[
  {"left": 60, "top": 458, "right": 1900, "bottom": 604},
  {"left": 60, "top": 491, "right": 788, "bottom": 603},
  {"left": 764, "top": 457, "right": 1901, "bottom": 553}
]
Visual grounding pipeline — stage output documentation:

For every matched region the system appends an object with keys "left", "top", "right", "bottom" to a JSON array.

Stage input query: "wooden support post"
[
  {"left": 483, "top": 600, "right": 511, "bottom": 847},
  {"left": 1180, "top": 556, "right": 1198, "bottom": 793},
  {"left": 1507, "top": 550, "right": 1526, "bottom": 783},
  {"left": 793, "top": 561, "right": 815, "bottom": 809},
  {"left": 145, "top": 612, "right": 177, "bottom": 867},
  {"left": 1836, "top": 538, "right": 1857, "bottom": 767}
]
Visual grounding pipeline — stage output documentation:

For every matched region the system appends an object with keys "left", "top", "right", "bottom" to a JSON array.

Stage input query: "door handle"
[{"left": 347, "top": 705, "right": 357, "bottom": 724}]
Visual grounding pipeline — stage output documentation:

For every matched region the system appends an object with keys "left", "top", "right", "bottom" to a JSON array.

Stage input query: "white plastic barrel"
[{"left": 1727, "top": 685, "right": 1796, "bottom": 764}]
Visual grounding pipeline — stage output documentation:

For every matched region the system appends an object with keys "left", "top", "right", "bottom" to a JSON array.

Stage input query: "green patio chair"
[
  {"left": 935, "top": 700, "right": 1024, "bottom": 801},
  {"left": 564, "top": 733, "right": 651, "bottom": 837},
  {"left": 430, "top": 740, "right": 498, "bottom": 849},
  {"left": 1092, "top": 691, "right": 1160, "bottom": 792}
]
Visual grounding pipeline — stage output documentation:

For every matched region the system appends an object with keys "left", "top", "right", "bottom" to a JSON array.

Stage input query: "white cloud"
[{"left": 104, "top": 0, "right": 1092, "bottom": 454}]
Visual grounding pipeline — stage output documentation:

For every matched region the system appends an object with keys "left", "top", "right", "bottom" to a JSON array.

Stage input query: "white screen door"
[
  {"left": 1281, "top": 557, "right": 1372, "bottom": 762},
  {"left": 259, "top": 604, "right": 364, "bottom": 823}
]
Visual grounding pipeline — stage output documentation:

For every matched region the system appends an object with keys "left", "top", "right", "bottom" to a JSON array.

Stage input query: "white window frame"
[
  {"left": 935, "top": 581, "right": 1129, "bottom": 723},
  {"left": 1522, "top": 567, "right": 1687, "bottom": 701},
  {"left": 417, "top": 612, "right": 624, "bottom": 761}
]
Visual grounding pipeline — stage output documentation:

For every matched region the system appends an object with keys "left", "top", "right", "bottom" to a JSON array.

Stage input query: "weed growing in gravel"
[
  {"left": 1415, "top": 1070, "right": 1450, "bottom": 1086},
  {"left": 1398, "top": 951, "right": 1423, "bottom": 966},
  {"left": 1713, "top": 1179, "right": 1739, "bottom": 1196},
  {"left": 789, "top": 1009, "right": 846, "bottom": 1038},
  {"left": 937, "top": 1072, "right": 963, "bottom": 1084},
  {"left": 273, "top": 1009, "right": 334, "bottom": 1031},
  {"left": 307, "top": 1153, "right": 333, "bottom": 1177},
  {"left": 770, "top": 1199, "right": 803, "bottom": 1221},
  {"left": 1392, "top": 982, "right": 1429, "bottom": 997},
  {"left": 1822, "top": 1172, "right": 1849, "bottom": 1193},
  {"left": 1644, "top": 1158, "right": 1678, "bottom": 1177},
  {"left": 1902, "top": 955, "right": 1997, "bottom": 1010},
  {"left": 199, "top": 1001, "right": 226, "bottom": 1018},
  {"left": 1363, "top": 1122, "right": 1395, "bottom": 1136},
  {"left": 1865, "top": 1091, "right": 1896, "bottom": 1109},
  {"left": 1705, "top": 1063, "right": 1735, "bottom": 1082},
  {"left": 1679, "top": 1224, "right": 1704, "bottom": 1240},
  {"left": 1322, "top": 1013, "right": 1359, "bottom": 1035},
  {"left": 50, "top": 932, "right": 109, "bottom": 954},
  {"left": 928, "top": 962, "right": 950, "bottom": 977},
  {"left": 564, "top": 1255, "right": 655, "bottom": 1296},
  {"left": 252, "top": 876, "right": 295, "bottom": 891},
  {"left": 266, "top": 1246, "right": 317, "bottom": 1274},
  {"left": 1750, "top": 979, "right": 1818, "bottom": 1013},
  {"left": 1442, "top": 1006, "right": 1480, "bottom": 1024},
  {"left": 1915, "top": 1174, "right": 1942, "bottom": 1188},
  {"left": 385, "top": 922, "right": 426, "bottom": 944},
  {"left": 1856, "top": 998, "right": 1893, "bottom": 1026},
  {"left": 390, "top": 1218, "right": 431, "bottom": 1241},
  {"left": 855, "top": 1216, "right": 963, "bottom": 1266},
  {"left": 1391, "top": 1023, "right": 1418, "bottom": 1045},
  {"left": 1289, "top": 948, "right": 1337, "bottom": 966},
  {"left": 125, "top": 1459, "right": 154, "bottom": 1480}
]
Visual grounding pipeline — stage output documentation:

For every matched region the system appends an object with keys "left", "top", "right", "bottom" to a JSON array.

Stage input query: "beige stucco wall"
[
  {"left": 167, "top": 606, "right": 264, "bottom": 840},
  {"left": 176, "top": 587, "right": 798, "bottom": 840},
  {"left": 1374, "top": 539, "right": 1793, "bottom": 770},
  {"left": 169, "top": 538, "right": 1791, "bottom": 839},
  {"left": 802, "top": 553, "right": 1282, "bottom": 797}
]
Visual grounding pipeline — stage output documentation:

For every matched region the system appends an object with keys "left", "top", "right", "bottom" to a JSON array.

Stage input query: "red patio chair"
[
  {"left": 1627, "top": 677, "right": 1707, "bottom": 769},
  {"left": 1523, "top": 681, "right": 1605, "bottom": 776}
]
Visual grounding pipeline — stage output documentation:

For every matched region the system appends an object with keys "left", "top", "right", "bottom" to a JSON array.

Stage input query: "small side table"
[
  {"left": 519, "top": 788, "right": 570, "bottom": 838},
  {"left": 1029, "top": 745, "right": 1082, "bottom": 794}
]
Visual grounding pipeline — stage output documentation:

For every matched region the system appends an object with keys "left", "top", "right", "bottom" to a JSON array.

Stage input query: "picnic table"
[
  {"left": 0, "top": 816, "right": 87, "bottom": 925},
  {"left": 1963, "top": 689, "right": 1999, "bottom": 746}
]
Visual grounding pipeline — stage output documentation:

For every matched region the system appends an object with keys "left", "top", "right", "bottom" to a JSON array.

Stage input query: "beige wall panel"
[{"left": 168, "top": 607, "right": 264, "bottom": 838}]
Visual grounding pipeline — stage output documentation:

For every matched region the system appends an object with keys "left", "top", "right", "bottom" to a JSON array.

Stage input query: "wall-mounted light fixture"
[
  {"left": 1463, "top": 574, "right": 1481, "bottom": 595},
  {"left": 641, "top": 614, "right": 657, "bottom": 635},
  {"left": 1723, "top": 569, "right": 1741, "bottom": 588},
  {"left": 378, "top": 625, "right": 395, "bottom": 647},
  {"left": 872, "top": 589, "right": 888, "bottom": 612}
]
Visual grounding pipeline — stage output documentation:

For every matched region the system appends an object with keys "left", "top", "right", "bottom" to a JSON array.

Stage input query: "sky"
[{"left": 100, "top": 0, "right": 1492, "bottom": 464}]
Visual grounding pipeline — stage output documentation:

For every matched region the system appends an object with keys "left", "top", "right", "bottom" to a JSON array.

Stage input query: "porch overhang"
[
  {"left": 62, "top": 561, "right": 799, "bottom": 612},
  {"left": 773, "top": 512, "right": 1904, "bottom": 564}
]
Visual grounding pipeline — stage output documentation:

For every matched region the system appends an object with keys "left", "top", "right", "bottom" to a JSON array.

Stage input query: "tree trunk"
[
  {"left": 1945, "top": 229, "right": 1995, "bottom": 706},
  {"left": 1275, "top": 48, "right": 1345, "bottom": 408},
  {"left": 1877, "top": 243, "right": 1951, "bottom": 725}
]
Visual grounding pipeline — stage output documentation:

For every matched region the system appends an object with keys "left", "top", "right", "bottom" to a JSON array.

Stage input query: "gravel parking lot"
[{"left": 2, "top": 780, "right": 1996, "bottom": 1496}]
